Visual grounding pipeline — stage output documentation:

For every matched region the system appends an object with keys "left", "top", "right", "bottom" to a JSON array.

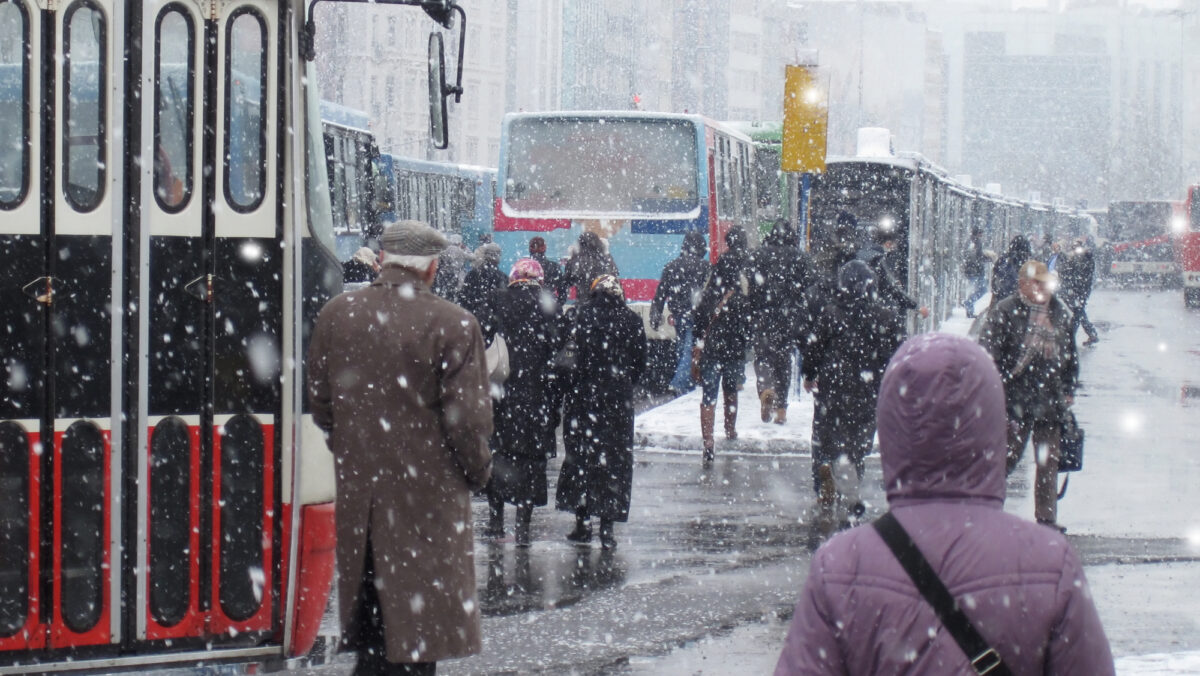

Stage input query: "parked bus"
[
  {"left": 383, "top": 155, "right": 495, "bottom": 249},
  {"left": 1183, "top": 186, "right": 1200, "bottom": 307}
]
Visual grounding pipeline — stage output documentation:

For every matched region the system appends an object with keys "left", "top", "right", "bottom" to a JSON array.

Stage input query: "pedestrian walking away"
[
  {"left": 528, "top": 236, "right": 569, "bottom": 303},
  {"left": 979, "top": 260, "right": 1079, "bottom": 529},
  {"left": 458, "top": 242, "right": 507, "bottom": 322},
  {"left": 748, "top": 222, "right": 812, "bottom": 424},
  {"left": 556, "top": 274, "right": 646, "bottom": 550},
  {"left": 1058, "top": 237, "right": 1100, "bottom": 345},
  {"left": 343, "top": 246, "right": 381, "bottom": 285},
  {"left": 776, "top": 333, "right": 1113, "bottom": 675},
  {"left": 691, "top": 227, "right": 755, "bottom": 466},
  {"left": 480, "top": 258, "right": 559, "bottom": 547},
  {"left": 432, "top": 233, "right": 473, "bottom": 302},
  {"left": 961, "top": 225, "right": 989, "bottom": 318},
  {"left": 307, "top": 220, "right": 493, "bottom": 675},
  {"left": 563, "top": 231, "right": 618, "bottom": 299},
  {"left": 800, "top": 260, "right": 902, "bottom": 523},
  {"left": 649, "top": 230, "right": 710, "bottom": 394}
]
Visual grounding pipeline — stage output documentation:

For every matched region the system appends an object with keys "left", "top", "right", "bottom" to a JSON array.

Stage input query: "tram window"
[
  {"left": 0, "top": 1, "right": 29, "bottom": 209},
  {"left": 154, "top": 7, "right": 194, "bottom": 212},
  {"left": 224, "top": 9, "right": 266, "bottom": 212},
  {"left": 62, "top": 0, "right": 106, "bottom": 213}
]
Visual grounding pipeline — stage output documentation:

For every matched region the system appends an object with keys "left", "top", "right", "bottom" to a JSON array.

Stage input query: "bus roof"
[{"left": 501, "top": 110, "right": 754, "bottom": 144}]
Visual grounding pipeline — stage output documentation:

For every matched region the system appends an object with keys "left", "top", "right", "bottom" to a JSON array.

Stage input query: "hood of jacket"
[
  {"left": 682, "top": 230, "right": 707, "bottom": 258},
  {"left": 877, "top": 333, "right": 1008, "bottom": 506}
]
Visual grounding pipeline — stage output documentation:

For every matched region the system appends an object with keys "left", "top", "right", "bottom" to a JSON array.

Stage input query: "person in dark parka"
[
  {"left": 691, "top": 227, "right": 755, "bottom": 466},
  {"left": 979, "top": 260, "right": 1078, "bottom": 529},
  {"left": 801, "top": 260, "right": 903, "bottom": 517},
  {"left": 989, "top": 235, "right": 1033, "bottom": 308},
  {"left": 528, "top": 236, "right": 568, "bottom": 304},
  {"left": 649, "top": 230, "right": 710, "bottom": 393},
  {"left": 458, "top": 243, "right": 506, "bottom": 322},
  {"left": 1058, "top": 238, "right": 1100, "bottom": 345},
  {"left": 749, "top": 223, "right": 812, "bottom": 424},
  {"left": 856, "top": 226, "right": 929, "bottom": 327},
  {"left": 343, "top": 246, "right": 380, "bottom": 285},
  {"left": 479, "top": 258, "right": 559, "bottom": 547},
  {"left": 564, "top": 231, "right": 618, "bottom": 299},
  {"left": 555, "top": 274, "right": 646, "bottom": 549}
]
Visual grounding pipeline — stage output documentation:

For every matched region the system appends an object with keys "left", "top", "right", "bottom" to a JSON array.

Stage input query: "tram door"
[
  {"left": 0, "top": 0, "right": 281, "bottom": 653},
  {"left": 138, "top": 0, "right": 281, "bottom": 646}
]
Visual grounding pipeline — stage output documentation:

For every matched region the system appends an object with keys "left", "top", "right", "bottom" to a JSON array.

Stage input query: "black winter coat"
[
  {"left": 459, "top": 263, "right": 507, "bottom": 322},
  {"left": 649, "top": 250, "right": 710, "bottom": 328},
  {"left": 693, "top": 249, "right": 754, "bottom": 365},
  {"left": 1057, "top": 249, "right": 1096, "bottom": 309},
  {"left": 556, "top": 294, "right": 646, "bottom": 521},
  {"left": 481, "top": 283, "right": 559, "bottom": 506},
  {"left": 749, "top": 242, "right": 812, "bottom": 340},
  {"left": 531, "top": 252, "right": 569, "bottom": 303},
  {"left": 979, "top": 295, "right": 1078, "bottom": 423},
  {"left": 564, "top": 234, "right": 618, "bottom": 298},
  {"left": 801, "top": 290, "right": 902, "bottom": 411},
  {"left": 857, "top": 243, "right": 918, "bottom": 313}
]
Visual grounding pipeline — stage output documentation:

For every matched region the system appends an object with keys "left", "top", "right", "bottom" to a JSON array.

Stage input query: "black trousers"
[
  {"left": 810, "top": 397, "right": 874, "bottom": 492},
  {"left": 342, "top": 534, "right": 437, "bottom": 676}
]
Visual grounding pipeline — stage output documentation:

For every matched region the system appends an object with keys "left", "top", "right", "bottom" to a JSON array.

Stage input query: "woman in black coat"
[
  {"left": 480, "top": 258, "right": 559, "bottom": 546},
  {"left": 564, "top": 231, "right": 618, "bottom": 298},
  {"left": 556, "top": 274, "right": 646, "bottom": 549}
]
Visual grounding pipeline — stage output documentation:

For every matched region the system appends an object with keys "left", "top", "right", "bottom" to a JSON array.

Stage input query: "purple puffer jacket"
[{"left": 775, "top": 334, "right": 1113, "bottom": 675}]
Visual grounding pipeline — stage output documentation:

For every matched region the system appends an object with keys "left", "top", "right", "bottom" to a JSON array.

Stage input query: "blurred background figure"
[{"left": 649, "top": 230, "right": 710, "bottom": 395}]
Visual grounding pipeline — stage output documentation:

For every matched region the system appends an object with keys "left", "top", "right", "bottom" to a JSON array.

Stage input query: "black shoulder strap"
[{"left": 873, "top": 512, "right": 1013, "bottom": 676}]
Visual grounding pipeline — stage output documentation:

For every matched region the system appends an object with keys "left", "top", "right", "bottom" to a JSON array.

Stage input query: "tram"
[
  {"left": 321, "top": 101, "right": 390, "bottom": 261},
  {"left": 1182, "top": 185, "right": 1200, "bottom": 307},
  {"left": 1105, "top": 199, "right": 1183, "bottom": 286},
  {"left": 808, "top": 141, "right": 1093, "bottom": 333},
  {"left": 0, "top": 0, "right": 465, "bottom": 671}
]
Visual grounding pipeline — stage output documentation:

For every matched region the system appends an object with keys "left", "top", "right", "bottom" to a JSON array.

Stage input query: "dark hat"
[
  {"left": 529, "top": 236, "right": 547, "bottom": 254},
  {"left": 837, "top": 259, "right": 876, "bottom": 297},
  {"left": 379, "top": 220, "right": 449, "bottom": 256}
]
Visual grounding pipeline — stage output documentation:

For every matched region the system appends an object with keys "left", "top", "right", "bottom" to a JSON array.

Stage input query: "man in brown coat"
[{"left": 308, "top": 220, "right": 493, "bottom": 675}]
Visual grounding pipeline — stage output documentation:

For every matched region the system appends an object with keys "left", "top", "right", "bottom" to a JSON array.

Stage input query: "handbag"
[
  {"left": 1059, "top": 409, "right": 1084, "bottom": 473},
  {"left": 874, "top": 512, "right": 1013, "bottom": 676},
  {"left": 485, "top": 333, "right": 510, "bottom": 384}
]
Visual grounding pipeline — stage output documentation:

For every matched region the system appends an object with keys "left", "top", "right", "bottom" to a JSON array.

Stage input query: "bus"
[
  {"left": 722, "top": 120, "right": 810, "bottom": 240},
  {"left": 1105, "top": 200, "right": 1182, "bottom": 285},
  {"left": 0, "top": 0, "right": 463, "bottom": 671},
  {"left": 1183, "top": 185, "right": 1200, "bottom": 307},
  {"left": 494, "top": 111, "right": 758, "bottom": 304},
  {"left": 383, "top": 155, "right": 496, "bottom": 249},
  {"left": 321, "top": 102, "right": 391, "bottom": 262}
]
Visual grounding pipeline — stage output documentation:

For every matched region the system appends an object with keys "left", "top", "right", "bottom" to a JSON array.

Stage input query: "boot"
[
  {"left": 723, "top": 390, "right": 739, "bottom": 440},
  {"left": 700, "top": 404, "right": 716, "bottom": 467},
  {"left": 759, "top": 388, "right": 775, "bottom": 423},
  {"left": 773, "top": 407, "right": 787, "bottom": 425},
  {"left": 599, "top": 519, "right": 617, "bottom": 550},
  {"left": 483, "top": 493, "right": 505, "bottom": 538},
  {"left": 566, "top": 509, "right": 592, "bottom": 544},
  {"left": 514, "top": 504, "right": 532, "bottom": 548}
]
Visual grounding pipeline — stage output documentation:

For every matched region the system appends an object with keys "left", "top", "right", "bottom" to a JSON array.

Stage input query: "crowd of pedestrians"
[{"left": 315, "top": 216, "right": 1108, "bottom": 674}]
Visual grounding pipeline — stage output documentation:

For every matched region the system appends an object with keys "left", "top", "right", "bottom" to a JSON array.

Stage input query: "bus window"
[
  {"left": 224, "top": 8, "right": 266, "bottom": 212},
  {"left": 0, "top": 0, "right": 29, "bottom": 209},
  {"left": 154, "top": 7, "right": 194, "bottom": 211},
  {"left": 63, "top": 0, "right": 106, "bottom": 213}
]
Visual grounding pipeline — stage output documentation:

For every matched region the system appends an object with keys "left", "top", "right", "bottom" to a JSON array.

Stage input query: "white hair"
[{"left": 380, "top": 251, "right": 438, "bottom": 272}]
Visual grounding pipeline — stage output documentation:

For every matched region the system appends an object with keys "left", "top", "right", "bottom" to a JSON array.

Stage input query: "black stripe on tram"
[
  {"left": 198, "top": 15, "right": 218, "bottom": 615},
  {"left": 38, "top": 5, "right": 56, "bottom": 630},
  {"left": 270, "top": 0, "right": 288, "bottom": 633},
  {"left": 120, "top": 0, "right": 144, "bottom": 648}
]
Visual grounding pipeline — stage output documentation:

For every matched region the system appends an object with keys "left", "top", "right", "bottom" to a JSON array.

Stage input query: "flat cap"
[{"left": 379, "top": 220, "right": 449, "bottom": 256}]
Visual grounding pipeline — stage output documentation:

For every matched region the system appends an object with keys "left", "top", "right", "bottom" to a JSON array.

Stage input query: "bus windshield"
[{"left": 502, "top": 116, "right": 699, "bottom": 218}]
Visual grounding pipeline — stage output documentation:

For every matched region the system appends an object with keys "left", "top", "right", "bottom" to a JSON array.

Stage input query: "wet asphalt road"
[{"left": 176, "top": 287, "right": 1200, "bottom": 674}]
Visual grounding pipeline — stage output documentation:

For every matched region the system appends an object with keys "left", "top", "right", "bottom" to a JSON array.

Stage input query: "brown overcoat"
[{"left": 307, "top": 265, "right": 493, "bottom": 663}]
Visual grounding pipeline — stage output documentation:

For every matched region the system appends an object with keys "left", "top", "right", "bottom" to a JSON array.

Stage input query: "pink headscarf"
[{"left": 509, "top": 257, "right": 544, "bottom": 284}]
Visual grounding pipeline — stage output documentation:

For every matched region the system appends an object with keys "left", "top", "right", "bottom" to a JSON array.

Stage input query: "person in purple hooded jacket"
[{"left": 775, "top": 333, "right": 1112, "bottom": 676}]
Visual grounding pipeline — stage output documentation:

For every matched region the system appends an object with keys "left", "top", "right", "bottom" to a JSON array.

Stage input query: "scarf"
[{"left": 1013, "top": 299, "right": 1058, "bottom": 376}]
